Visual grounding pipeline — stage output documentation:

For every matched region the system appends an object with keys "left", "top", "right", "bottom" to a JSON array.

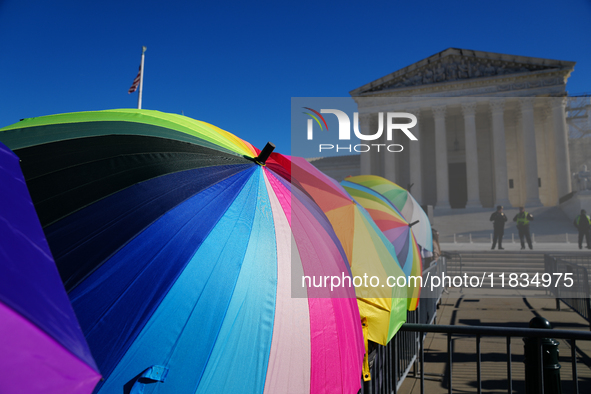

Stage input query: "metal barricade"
[
  {"left": 545, "top": 254, "right": 591, "bottom": 329},
  {"left": 418, "top": 262, "right": 440, "bottom": 326},
  {"left": 440, "top": 252, "right": 462, "bottom": 282},
  {"left": 552, "top": 253, "right": 591, "bottom": 268},
  {"left": 360, "top": 256, "right": 448, "bottom": 393},
  {"left": 361, "top": 254, "right": 591, "bottom": 393},
  {"left": 360, "top": 310, "right": 419, "bottom": 394},
  {"left": 399, "top": 323, "right": 591, "bottom": 394}
]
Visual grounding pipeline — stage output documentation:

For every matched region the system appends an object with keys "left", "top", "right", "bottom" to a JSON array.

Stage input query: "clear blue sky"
[{"left": 1, "top": 0, "right": 590, "bottom": 155}]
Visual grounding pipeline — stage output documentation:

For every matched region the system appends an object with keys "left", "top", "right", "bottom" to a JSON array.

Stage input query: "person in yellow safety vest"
[
  {"left": 574, "top": 209, "right": 591, "bottom": 250},
  {"left": 513, "top": 207, "right": 534, "bottom": 250}
]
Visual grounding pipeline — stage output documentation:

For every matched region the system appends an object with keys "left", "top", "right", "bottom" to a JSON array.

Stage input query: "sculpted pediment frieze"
[{"left": 359, "top": 52, "right": 571, "bottom": 94}]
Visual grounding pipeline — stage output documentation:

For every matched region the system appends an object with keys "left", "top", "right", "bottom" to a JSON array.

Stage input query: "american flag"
[{"left": 128, "top": 66, "right": 141, "bottom": 94}]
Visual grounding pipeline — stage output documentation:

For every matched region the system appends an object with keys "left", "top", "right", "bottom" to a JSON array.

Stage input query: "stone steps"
[{"left": 441, "top": 252, "right": 549, "bottom": 291}]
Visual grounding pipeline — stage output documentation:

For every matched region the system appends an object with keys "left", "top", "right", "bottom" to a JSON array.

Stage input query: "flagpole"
[{"left": 137, "top": 46, "right": 147, "bottom": 109}]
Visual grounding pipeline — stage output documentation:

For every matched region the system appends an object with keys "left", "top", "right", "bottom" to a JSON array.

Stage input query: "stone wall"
[{"left": 561, "top": 191, "right": 591, "bottom": 220}]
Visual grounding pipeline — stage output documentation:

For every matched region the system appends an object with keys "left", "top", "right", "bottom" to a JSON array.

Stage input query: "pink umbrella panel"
[{"left": 0, "top": 110, "right": 365, "bottom": 394}]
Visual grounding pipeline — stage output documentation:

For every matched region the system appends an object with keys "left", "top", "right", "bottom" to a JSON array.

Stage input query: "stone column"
[
  {"left": 551, "top": 97, "right": 572, "bottom": 198},
  {"left": 540, "top": 108, "right": 558, "bottom": 205},
  {"left": 461, "top": 102, "right": 481, "bottom": 207},
  {"left": 519, "top": 98, "right": 542, "bottom": 206},
  {"left": 408, "top": 109, "right": 422, "bottom": 203},
  {"left": 489, "top": 99, "right": 511, "bottom": 207},
  {"left": 383, "top": 129, "right": 396, "bottom": 183},
  {"left": 432, "top": 105, "right": 450, "bottom": 209},
  {"left": 359, "top": 113, "right": 372, "bottom": 175}
]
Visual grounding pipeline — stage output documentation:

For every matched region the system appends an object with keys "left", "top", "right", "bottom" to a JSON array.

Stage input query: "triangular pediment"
[{"left": 351, "top": 48, "right": 575, "bottom": 95}]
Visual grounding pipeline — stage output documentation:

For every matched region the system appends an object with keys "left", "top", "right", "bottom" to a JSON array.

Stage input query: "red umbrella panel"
[{"left": 0, "top": 110, "right": 364, "bottom": 394}]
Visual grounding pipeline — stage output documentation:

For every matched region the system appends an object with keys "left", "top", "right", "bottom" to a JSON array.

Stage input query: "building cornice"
[{"left": 350, "top": 48, "right": 575, "bottom": 100}]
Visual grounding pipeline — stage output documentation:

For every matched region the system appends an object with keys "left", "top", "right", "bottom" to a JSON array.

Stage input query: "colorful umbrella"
[
  {"left": 345, "top": 175, "right": 433, "bottom": 257},
  {"left": 340, "top": 180, "right": 422, "bottom": 311},
  {"left": 0, "top": 109, "right": 364, "bottom": 394},
  {"left": 267, "top": 155, "right": 407, "bottom": 347},
  {"left": 0, "top": 141, "right": 100, "bottom": 393}
]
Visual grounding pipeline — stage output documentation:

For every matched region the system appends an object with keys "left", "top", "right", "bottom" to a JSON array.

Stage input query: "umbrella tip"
[{"left": 255, "top": 142, "right": 275, "bottom": 165}]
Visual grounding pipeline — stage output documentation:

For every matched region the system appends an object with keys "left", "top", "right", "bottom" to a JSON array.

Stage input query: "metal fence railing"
[
  {"left": 360, "top": 253, "right": 591, "bottom": 394},
  {"left": 419, "top": 257, "right": 447, "bottom": 325},
  {"left": 399, "top": 323, "right": 591, "bottom": 394},
  {"left": 360, "top": 310, "right": 418, "bottom": 394},
  {"left": 440, "top": 252, "right": 462, "bottom": 277},
  {"left": 360, "top": 255, "right": 448, "bottom": 393},
  {"left": 545, "top": 254, "right": 591, "bottom": 329},
  {"left": 551, "top": 253, "right": 591, "bottom": 271}
]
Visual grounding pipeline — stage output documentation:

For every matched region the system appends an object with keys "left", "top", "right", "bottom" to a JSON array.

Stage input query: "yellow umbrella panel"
[
  {"left": 287, "top": 157, "right": 408, "bottom": 345},
  {"left": 342, "top": 180, "right": 423, "bottom": 311}
]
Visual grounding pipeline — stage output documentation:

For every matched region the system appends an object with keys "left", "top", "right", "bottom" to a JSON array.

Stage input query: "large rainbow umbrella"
[
  {"left": 267, "top": 156, "right": 407, "bottom": 348},
  {"left": 341, "top": 180, "right": 422, "bottom": 311},
  {"left": 0, "top": 141, "right": 100, "bottom": 393},
  {"left": 0, "top": 109, "right": 364, "bottom": 394},
  {"left": 345, "top": 176, "right": 433, "bottom": 257}
]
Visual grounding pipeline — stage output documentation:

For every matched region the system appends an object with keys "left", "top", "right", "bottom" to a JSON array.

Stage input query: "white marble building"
[{"left": 314, "top": 48, "right": 576, "bottom": 209}]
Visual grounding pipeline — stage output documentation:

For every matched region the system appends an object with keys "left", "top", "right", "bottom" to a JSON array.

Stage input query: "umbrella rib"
[{"left": 76, "top": 169, "right": 256, "bottom": 346}]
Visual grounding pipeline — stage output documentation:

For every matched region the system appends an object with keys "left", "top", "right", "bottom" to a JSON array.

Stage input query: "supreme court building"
[{"left": 340, "top": 48, "right": 576, "bottom": 209}]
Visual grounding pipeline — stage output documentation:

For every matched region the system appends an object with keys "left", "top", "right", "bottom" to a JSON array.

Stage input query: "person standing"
[
  {"left": 574, "top": 209, "right": 591, "bottom": 249},
  {"left": 513, "top": 207, "right": 534, "bottom": 250},
  {"left": 490, "top": 205, "right": 507, "bottom": 250}
]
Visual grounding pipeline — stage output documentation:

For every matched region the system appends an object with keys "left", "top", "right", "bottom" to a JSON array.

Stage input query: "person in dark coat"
[
  {"left": 574, "top": 209, "right": 591, "bottom": 249},
  {"left": 490, "top": 205, "right": 507, "bottom": 250},
  {"left": 513, "top": 207, "right": 534, "bottom": 250}
]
